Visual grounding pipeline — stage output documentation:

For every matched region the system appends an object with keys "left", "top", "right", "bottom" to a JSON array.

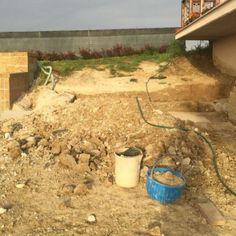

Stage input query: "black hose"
[{"left": 136, "top": 97, "right": 236, "bottom": 196}]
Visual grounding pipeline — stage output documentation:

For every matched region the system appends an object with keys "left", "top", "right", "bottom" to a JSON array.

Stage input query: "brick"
[{"left": 198, "top": 201, "right": 226, "bottom": 226}]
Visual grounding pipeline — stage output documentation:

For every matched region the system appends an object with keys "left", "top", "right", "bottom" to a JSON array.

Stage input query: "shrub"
[
  {"left": 158, "top": 45, "right": 169, "bottom": 54},
  {"left": 79, "top": 49, "right": 93, "bottom": 59},
  {"left": 30, "top": 51, "right": 78, "bottom": 61},
  {"left": 167, "top": 40, "right": 185, "bottom": 57},
  {"left": 79, "top": 44, "right": 160, "bottom": 59}
]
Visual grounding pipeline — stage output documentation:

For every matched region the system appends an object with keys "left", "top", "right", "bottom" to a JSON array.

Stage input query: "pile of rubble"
[{"left": 0, "top": 91, "right": 214, "bottom": 197}]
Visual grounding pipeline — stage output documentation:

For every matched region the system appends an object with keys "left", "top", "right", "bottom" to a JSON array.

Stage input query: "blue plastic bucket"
[{"left": 146, "top": 167, "right": 186, "bottom": 204}]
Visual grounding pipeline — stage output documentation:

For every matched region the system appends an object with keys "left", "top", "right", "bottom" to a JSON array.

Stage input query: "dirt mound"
[{"left": 153, "top": 171, "right": 184, "bottom": 186}]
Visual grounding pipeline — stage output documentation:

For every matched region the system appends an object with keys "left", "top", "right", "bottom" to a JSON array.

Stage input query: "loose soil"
[
  {"left": 0, "top": 56, "right": 235, "bottom": 236},
  {"left": 153, "top": 171, "right": 184, "bottom": 186}
]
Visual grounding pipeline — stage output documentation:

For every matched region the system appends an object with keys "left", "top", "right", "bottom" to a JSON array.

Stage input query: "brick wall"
[
  {"left": 0, "top": 74, "right": 10, "bottom": 111},
  {"left": 0, "top": 52, "right": 37, "bottom": 111}
]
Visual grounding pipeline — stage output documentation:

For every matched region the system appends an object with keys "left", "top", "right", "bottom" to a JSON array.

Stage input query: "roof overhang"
[{"left": 176, "top": 0, "right": 236, "bottom": 40}]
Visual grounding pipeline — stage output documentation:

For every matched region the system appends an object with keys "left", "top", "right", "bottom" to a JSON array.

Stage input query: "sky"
[{"left": 0, "top": 0, "right": 181, "bottom": 32}]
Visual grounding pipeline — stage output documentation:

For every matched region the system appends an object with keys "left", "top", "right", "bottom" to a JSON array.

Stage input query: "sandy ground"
[
  {"left": 55, "top": 59, "right": 231, "bottom": 102},
  {"left": 0, "top": 56, "right": 235, "bottom": 236}
]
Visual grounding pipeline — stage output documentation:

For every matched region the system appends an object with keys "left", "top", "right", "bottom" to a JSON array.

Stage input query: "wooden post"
[
  {"left": 190, "top": 0, "right": 193, "bottom": 15},
  {"left": 181, "top": 2, "right": 184, "bottom": 26},
  {"left": 184, "top": 1, "right": 187, "bottom": 22},
  {"left": 201, "top": 0, "right": 204, "bottom": 14}
]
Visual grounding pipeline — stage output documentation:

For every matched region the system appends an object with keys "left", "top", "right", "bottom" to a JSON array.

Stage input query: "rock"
[
  {"left": 16, "top": 183, "right": 25, "bottom": 189},
  {"left": 0, "top": 208, "right": 7, "bottom": 215},
  {"left": 150, "top": 225, "right": 161, "bottom": 236},
  {"left": 168, "top": 146, "right": 176, "bottom": 155},
  {"left": 73, "top": 183, "right": 89, "bottom": 195},
  {"left": 87, "top": 214, "right": 96, "bottom": 223},
  {"left": 51, "top": 142, "right": 61, "bottom": 155},
  {"left": 1, "top": 203, "right": 13, "bottom": 210},
  {"left": 80, "top": 141, "right": 97, "bottom": 153},
  {"left": 7, "top": 140, "right": 21, "bottom": 159},
  {"left": 182, "top": 158, "right": 191, "bottom": 166},
  {"left": 79, "top": 153, "right": 91, "bottom": 165},
  {"left": 59, "top": 154, "right": 77, "bottom": 168},
  {"left": 21, "top": 152, "right": 28, "bottom": 158},
  {"left": 59, "top": 93, "right": 76, "bottom": 103},
  {"left": 37, "top": 138, "right": 48, "bottom": 147},
  {"left": 4, "top": 133, "right": 11, "bottom": 139},
  {"left": 181, "top": 146, "right": 190, "bottom": 155},
  {"left": 26, "top": 136, "right": 36, "bottom": 148}
]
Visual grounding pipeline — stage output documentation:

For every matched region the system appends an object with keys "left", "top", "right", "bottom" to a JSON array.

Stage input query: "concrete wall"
[
  {"left": 0, "top": 28, "right": 176, "bottom": 53},
  {"left": 0, "top": 52, "right": 37, "bottom": 111},
  {"left": 213, "top": 33, "right": 236, "bottom": 76}
]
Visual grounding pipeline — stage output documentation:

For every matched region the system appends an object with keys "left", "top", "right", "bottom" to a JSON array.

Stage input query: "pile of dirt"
[{"left": 153, "top": 171, "right": 184, "bottom": 186}]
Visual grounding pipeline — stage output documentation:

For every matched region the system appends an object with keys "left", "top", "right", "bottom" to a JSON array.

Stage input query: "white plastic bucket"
[{"left": 115, "top": 147, "right": 143, "bottom": 188}]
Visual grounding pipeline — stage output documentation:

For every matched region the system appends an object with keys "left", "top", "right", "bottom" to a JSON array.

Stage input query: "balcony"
[
  {"left": 181, "top": 0, "right": 224, "bottom": 27},
  {"left": 176, "top": 0, "right": 236, "bottom": 40}
]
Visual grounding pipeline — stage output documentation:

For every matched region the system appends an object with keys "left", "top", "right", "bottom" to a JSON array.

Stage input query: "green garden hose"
[
  {"left": 136, "top": 97, "right": 236, "bottom": 196},
  {"left": 37, "top": 61, "right": 56, "bottom": 90}
]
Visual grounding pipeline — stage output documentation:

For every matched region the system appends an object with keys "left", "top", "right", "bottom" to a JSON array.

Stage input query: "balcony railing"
[{"left": 181, "top": 0, "right": 223, "bottom": 27}]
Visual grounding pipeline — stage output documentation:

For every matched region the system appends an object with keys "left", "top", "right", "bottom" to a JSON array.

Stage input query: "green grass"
[{"left": 40, "top": 40, "right": 184, "bottom": 77}]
